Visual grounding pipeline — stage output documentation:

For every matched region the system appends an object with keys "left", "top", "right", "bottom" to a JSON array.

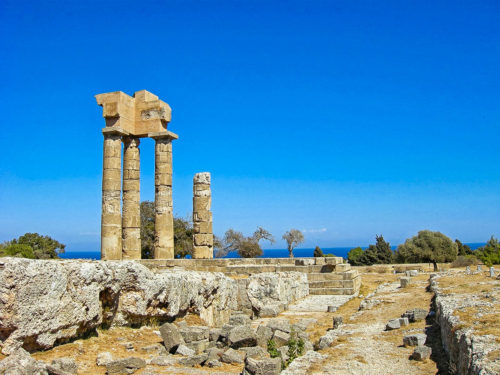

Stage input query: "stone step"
[
  {"left": 307, "top": 270, "right": 359, "bottom": 281},
  {"left": 308, "top": 280, "right": 356, "bottom": 288},
  {"left": 334, "top": 263, "right": 351, "bottom": 272},
  {"left": 309, "top": 287, "right": 356, "bottom": 295}
]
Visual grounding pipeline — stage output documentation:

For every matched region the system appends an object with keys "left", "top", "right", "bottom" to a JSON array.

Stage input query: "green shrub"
[
  {"left": 451, "top": 255, "right": 478, "bottom": 268},
  {"left": 1, "top": 244, "right": 35, "bottom": 259},
  {"left": 347, "top": 247, "right": 364, "bottom": 266},
  {"left": 267, "top": 339, "right": 280, "bottom": 358},
  {"left": 313, "top": 246, "right": 324, "bottom": 257}
]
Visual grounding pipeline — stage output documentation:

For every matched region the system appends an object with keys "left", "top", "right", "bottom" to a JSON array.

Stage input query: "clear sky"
[{"left": 0, "top": 0, "right": 499, "bottom": 252}]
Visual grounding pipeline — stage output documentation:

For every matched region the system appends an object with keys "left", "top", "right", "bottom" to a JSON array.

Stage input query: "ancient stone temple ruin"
[{"left": 96, "top": 90, "right": 178, "bottom": 260}]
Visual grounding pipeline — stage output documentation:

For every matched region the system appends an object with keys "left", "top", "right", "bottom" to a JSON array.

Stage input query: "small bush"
[
  {"left": 313, "top": 246, "right": 324, "bottom": 257},
  {"left": 267, "top": 339, "right": 279, "bottom": 358},
  {"left": 451, "top": 255, "right": 478, "bottom": 268}
]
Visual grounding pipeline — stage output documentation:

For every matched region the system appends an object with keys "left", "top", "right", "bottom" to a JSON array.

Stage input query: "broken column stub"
[{"left": 192, "top": 173, "right": 213, "bottom": 259}]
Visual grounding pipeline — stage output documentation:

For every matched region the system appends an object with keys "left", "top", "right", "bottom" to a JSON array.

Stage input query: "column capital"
[
  {"left": 102, "top": 127, "right": 130, "bottom": 136},
  {"left": 122, "top": 136, "right": 141, "bottom": 147},
  {"left": 149, "top": 130, "right": 179, "bottom": 141}
]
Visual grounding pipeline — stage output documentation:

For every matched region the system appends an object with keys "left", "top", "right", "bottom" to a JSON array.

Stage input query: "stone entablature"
[
  {"left": 96, "top": 90, "right": 178, "bottom": 260},
  {"left": 96, "top": 90, "right": 171, "bottom": 137}
]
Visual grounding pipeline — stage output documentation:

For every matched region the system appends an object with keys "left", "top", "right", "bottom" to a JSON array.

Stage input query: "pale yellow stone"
[
  {"left": 103, "top": 157, "right": 121, "bottom": 170},
  {"left": 96, "top": 90, "right": 172, "bottom": 137},
  {"left": 97, "top": 90, "right": 178, "bottom": 261},
  {"left": 192, "top": 172, "right": 213, "bottom": 259},
  {"left": 154, "top": 137, "right": 174, "bottom": 259},
  {"left": 193, "top": 246, "right": 212, "bottom": 259},
  {"left": 193, "top": 210, "right": 211, "bottom": 223},
  {"left": 101, "top": 133, "right": 122, "bottom": 260},
  {"left": 193, "top": 221, "right": 212, "bottom": 233},
  {"left": 123, "top": 169, "right": 140, "bottom": 180},
  {"left": 194, "top": 234, "right": 213, "bottom": 247},
  {"left": 123, "top": 179, "right": 140, "bottom": 192},
  {"left": 122, "top": 136, "right": 141, "bottom": 260},
  {"left": 155, "top": 173, "right": 172, "bottom": 186},
  {"left": 193, "top": 196, "right": 211, "bottom": 211}
]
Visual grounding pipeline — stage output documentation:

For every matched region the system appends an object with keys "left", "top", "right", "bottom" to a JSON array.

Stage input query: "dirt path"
[{"left": 308, "top": 273, "right": 445, "bottom": 375}]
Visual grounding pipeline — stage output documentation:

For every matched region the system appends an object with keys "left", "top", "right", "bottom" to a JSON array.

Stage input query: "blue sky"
[{"left": 0, "top": 0, "right": 499, "bottom": 251}]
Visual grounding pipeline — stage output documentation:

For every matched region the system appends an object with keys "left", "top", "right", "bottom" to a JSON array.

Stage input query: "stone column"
[
  {"left": 153, "top": 136, "right": 174, "bottom": 259},
  {"left": 192, "top": 172, "right": 213, "bottom": 259},
  {"left": 122, "top": 137, "right": 141, "bottom": 259},
  {"left": 101, "top": 131, "right": 122, "bottom": 260}
]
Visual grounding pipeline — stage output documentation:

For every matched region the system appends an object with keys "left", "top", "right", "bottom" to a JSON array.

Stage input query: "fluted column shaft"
[
  {"left": 154, "top": 137, "right": 174, "bottom": 258},
  {"left": 122, "top": 137, "right": 141, "bottom": 259},
  {"left": 101, "top": 133, "right": 122, "bottom": 260},
  {"left": 192, "top": 172, "right": 213, "bottom": 259}
]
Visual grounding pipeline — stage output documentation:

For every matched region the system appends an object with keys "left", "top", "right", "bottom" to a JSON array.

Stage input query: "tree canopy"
[
  {"left": 313, "top": 246, "right": 324, "bottom": 257},
  {"left": 0, "top": 233, "right": 65, "bottom": 259},
  {"left": 455, "top": 239, "right": 473, "bottom": 256},
  {"left": 363, "top": 235, "right": 393, "bottom": 265},
  {"left": 394, "top": 230, "right": 457, "bottom": 270},
  {"left": 282, "top": 229, "right": 304, "bottom": 258},
  {"left": 140, "top": 200, "right": 194, "bottom": 259},
  {"left": 347, "top": 247, "right": 365, "bottom": 266},
  {"left": 474, "top": 236, "right": 500, "bottom": 266},
  {"left": 215, "top": 227, "right": 274, "bottom": 258}
]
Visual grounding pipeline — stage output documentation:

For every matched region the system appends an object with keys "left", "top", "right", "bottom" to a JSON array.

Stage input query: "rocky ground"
[{"left": 1, "top": 263, "right": 498, "bottom": 374}]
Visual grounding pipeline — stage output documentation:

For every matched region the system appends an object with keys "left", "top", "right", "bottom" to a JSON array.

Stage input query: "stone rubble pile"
[{"left": 83, "top": 312, "right": 315, "bottom": 375}]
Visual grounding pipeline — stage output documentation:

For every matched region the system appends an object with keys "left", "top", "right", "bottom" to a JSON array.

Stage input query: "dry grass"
[
  {"left": 437, "top": 271, "right": 500, "bottom": 341},
  {"left": 31, "top": 316, "right": 243, "bottom": 375}
]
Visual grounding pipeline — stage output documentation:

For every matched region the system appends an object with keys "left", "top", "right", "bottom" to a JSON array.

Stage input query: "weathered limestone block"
[
  {"left": 403, "top": 334, "right": 427, "bottom": 347},
  {"left": 243, "top": 356, "right": 281, "bottom": 375},
  {"left": 154, "top": 137, "right": 174, "bottom": 259},
  {"left": 0, "top": 348, "right": 48, "bottom": 374},
  {"left": 411, "top": 346, "right": 432, "bottom": 361},
  {"left": 192, "top": 172, "right": 213, "bottom": 259},
  {"left": 0, "top": 258, "right": 237, "bottom": 354},
  {"left": 101, "top": 132, "right": 122, "bottom": 260},
  {"left": 160, "top": 323, "right": 184, "bottom": 352},
  {"left": 228, "top": 326, "right": 257, "bottom": 348},
  {"left": 245, "top": 272, "right": 309, "bottom": 317}
]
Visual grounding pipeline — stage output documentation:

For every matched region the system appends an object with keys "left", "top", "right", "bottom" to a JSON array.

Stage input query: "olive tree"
[
  {"left": 282, "top": 229, "right": 304, "bottom": 258},
  {"left": 140, "top": 200, "right": 194, "bottom": 259},
  {"left": 215, "top": 227, "right": 274, "bottom": 258},
  {"left": 1, "top": 233, "right": 65, "bottom": 259},
  {"left": 394, "top": 230, "right": 457, "bottom": 271}
]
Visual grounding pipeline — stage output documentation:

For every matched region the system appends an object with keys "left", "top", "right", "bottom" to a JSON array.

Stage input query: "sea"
[{"left": 59, "top": 243, "right": 486, "bottom": 260}]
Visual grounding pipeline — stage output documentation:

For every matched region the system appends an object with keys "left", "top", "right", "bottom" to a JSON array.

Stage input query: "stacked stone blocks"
[
  {"left": 101, "top": 131, "right": 123, "bottom": 260},
  {"left": 192, "top": 172, "right": 213, "bottom": 259},
  {"left": 122, "top": 137, "right": 141, "bottom": 259},
  {"left": 154, "top": 138, "right": 174, "bottom": 259}
]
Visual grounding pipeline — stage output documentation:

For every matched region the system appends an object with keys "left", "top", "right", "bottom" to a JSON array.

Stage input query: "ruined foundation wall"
[{"left": 430, "top": 275, "right": 499, "bottom": 375}]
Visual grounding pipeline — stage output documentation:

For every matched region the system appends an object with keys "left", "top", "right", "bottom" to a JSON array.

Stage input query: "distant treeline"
[{"left": 340, "top": 231, "right": 499, "bottom": 269}]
